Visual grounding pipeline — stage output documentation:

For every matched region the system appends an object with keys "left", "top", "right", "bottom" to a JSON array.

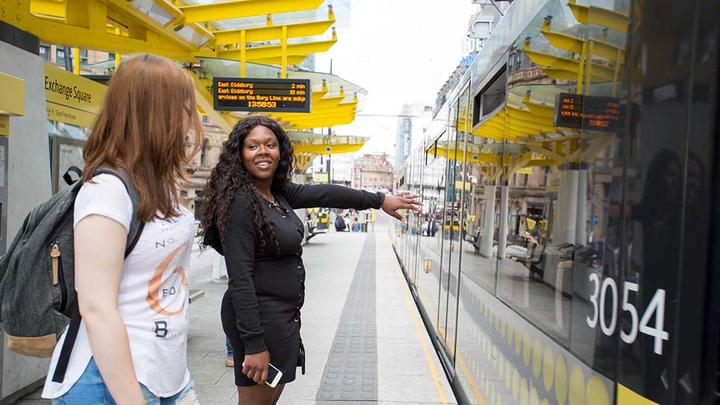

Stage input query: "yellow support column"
[
  {"left": 281, "top": 25, "right": 288, "bottom": 78},
  {"left": 240, "top": 30, "right": 247, "bottom": 77},
  {"left": 585, "top": 40, "right": 595, "bottom": 93},
  {"left": 577, "top": 41, "right": 587, "bottom": 94},
  {"left": 72, "top": 48, "right": 80, "bottom": 74},
  {"left": 0, "top": 71, "right": 26, "bottom": 135}
]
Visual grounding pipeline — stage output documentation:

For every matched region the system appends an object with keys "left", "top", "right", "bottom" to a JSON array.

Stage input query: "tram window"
[{"left": 472, "top": 66, "right": 507, "bottom": 126}]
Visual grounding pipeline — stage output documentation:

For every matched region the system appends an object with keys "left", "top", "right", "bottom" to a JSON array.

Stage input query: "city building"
[
  {"left": 352, "top": 154, "right": 393, "bottom": 193},
  {"left": 181, "top": 118, "right": 228, "bottom": 218},
  {"left": 395, "top": 104, "right": 433, "bottom": 171},
  {"left": 310, "top": 153, "right": 353, "bottom": 186}
]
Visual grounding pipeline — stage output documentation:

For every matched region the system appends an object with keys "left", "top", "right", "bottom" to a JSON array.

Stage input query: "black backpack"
[
  {"left": 334, "top": 215, "right": 346, "bottom": 231},
  {"left": 0, "top": 166, "right": 144, "bottom": 382}
]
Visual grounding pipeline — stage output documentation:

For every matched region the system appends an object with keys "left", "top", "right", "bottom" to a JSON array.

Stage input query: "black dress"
[{"left": 220, "top": 183, "right": 384, "bottom": 386}]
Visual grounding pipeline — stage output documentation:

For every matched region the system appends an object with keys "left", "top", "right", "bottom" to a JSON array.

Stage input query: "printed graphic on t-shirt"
[{"left": 146, "top": 240, "right": 191, "bottom": 317}]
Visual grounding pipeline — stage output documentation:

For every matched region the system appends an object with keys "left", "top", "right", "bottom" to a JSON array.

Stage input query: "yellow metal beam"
[
  {"left": 218, "top": 36, "right": 336, "bottom": 62},
  {"left": 525, "top": 143, "right": 566, "bottom": 161},
  {"left": 11, "top": 0, "right": 199, "bottom": 61},
  {"left": 178, "top": 0, "right": 324, "bottom": 24},
  {"left": 213, "top": 7, "right": 334, "bottom": 45},
  {"left": 248, "top": 55, "right": 309, "bottom": 65},
  {"left": 567, "top": 0, "right": 629, "bottom": 33},
  {"left": 523, "top": 44, "right": 617, "bottom": 82},
  {"left": 294, "top": 154, "right": 315, "bottom": 171},
  {"left": 292, "top": 142, "right": 365, "bottom": 154},
  {"left": 286, "top": 114, "right": 357, "bottom": 129},
  {"left": 541, "top": 25, "right": 624, "bottom": 61},
  {"left": 437, "top": 147, "right": 501, "bottom": 165},
  {"left": 272, "top": 96, "right": 353, "bottom": 121},
  {"left": 284, "top": 111, "right": 358, "bottom": 126},
  {"left": 30, "top": 0, "right": 65, "bottom": 18},
  {"left": 0, "top": 72, "right": 25, "bottom": 116},
  {"left": 104, "top": 1, "right": 206, "bottom": 50}
]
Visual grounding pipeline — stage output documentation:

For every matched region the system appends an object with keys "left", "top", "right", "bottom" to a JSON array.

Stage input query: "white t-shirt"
[{"left": 42, "top": 174, "right": 196, "bottom": 398}]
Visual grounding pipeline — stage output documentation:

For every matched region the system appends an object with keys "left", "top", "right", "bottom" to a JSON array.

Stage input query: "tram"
[{"left": 391, "top": 0, "right": 719, "bottom": 404}]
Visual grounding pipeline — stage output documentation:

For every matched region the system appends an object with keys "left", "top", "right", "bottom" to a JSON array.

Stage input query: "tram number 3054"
[{"left": 586, "top": 274, "right": 669, "bottom": 355}]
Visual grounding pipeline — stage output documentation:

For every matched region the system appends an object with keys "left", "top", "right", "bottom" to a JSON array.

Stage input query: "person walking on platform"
[
  {"left": 351, "top": 217, "right": 361, "bottom": 232},
  {"left": 200, "top": 116, "right": 420, "bottom": 405},
  {"left": 41, "top": 54, "right": 203, "bottom": 404}
]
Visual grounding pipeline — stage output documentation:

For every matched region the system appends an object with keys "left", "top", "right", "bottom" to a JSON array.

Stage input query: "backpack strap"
[{"left": 52, "top": 167, "right": 145, "bottom": 383}]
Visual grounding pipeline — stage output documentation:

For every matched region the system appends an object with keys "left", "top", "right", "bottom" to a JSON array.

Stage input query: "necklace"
[{"left": 257, "top": 191, "right": 277, "bottom": 206}]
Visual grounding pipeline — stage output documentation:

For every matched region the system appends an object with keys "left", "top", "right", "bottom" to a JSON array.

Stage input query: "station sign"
[
  {"left": 44, "top": 63, "right": 107, "bottom": 128},
  {"left": 554, "top": 93, "right": 621, "bottom": 132},
  {"left": 213, "top": 77, "right": 311, "bottom": 113}
]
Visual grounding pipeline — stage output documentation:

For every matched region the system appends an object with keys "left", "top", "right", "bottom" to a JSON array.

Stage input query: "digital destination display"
[
  {"left": 213, "top": 77, "right": 311, "bottom": 113},
  {"left": 554, "top": 93, "right": 621, "bottom": 131}
]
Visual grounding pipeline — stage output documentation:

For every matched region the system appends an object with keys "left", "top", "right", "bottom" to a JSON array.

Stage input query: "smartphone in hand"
[{"left": 266, "top": 363, "right": 283, "bottom": 388}]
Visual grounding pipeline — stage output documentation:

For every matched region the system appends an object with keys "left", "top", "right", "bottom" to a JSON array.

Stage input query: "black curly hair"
[{"left": 200, "top": 115, "right": 295, "bottom": 251}]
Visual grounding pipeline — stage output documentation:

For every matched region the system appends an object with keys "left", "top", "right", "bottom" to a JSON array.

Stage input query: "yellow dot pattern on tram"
[
  {"left": 543, "top": 346, "right": 554, "bottom": 392},
  {"left": 523, "top": 333, "right": 531, "bottom": 366},
  {"left": 569, "top": 364, "right": 586, "bottom": 405},
  {"left": 555, "top": 353, "right": 568, "bottom": 405},
  {"left": 457, "top": 296, "right": 615, "bottom": 405},
  {"left": 498, "top": 353, "right": 505, "bottom": 380},
  {"left": 530, "top": 385, "right": 540, "bottom": 405},
  {"left": 532, "top": 341, "right": 542, "bottom": 378},
  {"left": 505, "top": 358, "right": 512, "bottom": 389}
]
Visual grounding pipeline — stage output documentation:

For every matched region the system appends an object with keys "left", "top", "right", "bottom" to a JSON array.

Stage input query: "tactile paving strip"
[{"left": 316, "top": 234, "right": 377, "bottom": 402}]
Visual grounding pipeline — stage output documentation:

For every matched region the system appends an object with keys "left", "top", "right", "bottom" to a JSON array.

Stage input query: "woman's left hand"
[{"left": 382, "top": 191, "right": 421, "bottom": 221}]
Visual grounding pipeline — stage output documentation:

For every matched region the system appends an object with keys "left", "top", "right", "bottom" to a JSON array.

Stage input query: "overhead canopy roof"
[
  {"left": 10, "top": 0, "right": 369, "bottom": 156},
  {"left": 17, "top": 0, "right": 339, "bottom": 65}
]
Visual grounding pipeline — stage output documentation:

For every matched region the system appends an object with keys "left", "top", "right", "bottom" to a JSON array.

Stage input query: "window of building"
[
  {"left": 56, "top": 48, "right": 66, "bottom": 66},
  {"left": 39, "top": 45, "right": 50, "bottom": 61},
  {"left": 200, "top": 139, "right": 209, "bottom": 167}
]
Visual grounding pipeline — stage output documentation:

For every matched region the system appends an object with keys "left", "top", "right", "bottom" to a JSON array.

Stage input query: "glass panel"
[
  {"left": 445, "top": 84, "right": 471, "bottom": 359},
  {"left": 129, "top": 0, "right": 174, "bottom": 26},
  {"left": 438, "top": 99, "right": 458, "bottom": 343},
  {"left": 495, "top": 0, "right": 581, "bottom": 348},
  {"left": 418, "top": 134, "right": 447, "bottom": 330}
]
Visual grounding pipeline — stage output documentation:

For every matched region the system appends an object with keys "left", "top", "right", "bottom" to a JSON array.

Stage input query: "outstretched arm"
[
  {"left": 281, "top": 183, "right": 384, "bottom": 210},
  {"left": 280, "top": 183, "right": 420, "bottom": 220}
]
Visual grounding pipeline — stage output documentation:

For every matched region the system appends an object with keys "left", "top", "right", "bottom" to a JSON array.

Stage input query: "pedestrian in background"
[
  {"left": 200, "top": 116, "right": 419, "bottom": 405},
  {"left": 42, "top": 54, "right": 203, "bottom": 404}
]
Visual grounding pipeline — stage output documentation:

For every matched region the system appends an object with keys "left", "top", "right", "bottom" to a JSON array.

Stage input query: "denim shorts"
[{"left": 51, "top": 358, "right": 199, "bottom": 405}]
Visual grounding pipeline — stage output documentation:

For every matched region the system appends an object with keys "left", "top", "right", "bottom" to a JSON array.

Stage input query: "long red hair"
[{"left": 82, "top": 54, "right": 203, "bottom": 222}]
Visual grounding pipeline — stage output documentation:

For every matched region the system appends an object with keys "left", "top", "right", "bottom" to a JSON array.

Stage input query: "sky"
[{"left": 313, "top": 0, "right": 479, "bottom": 159}]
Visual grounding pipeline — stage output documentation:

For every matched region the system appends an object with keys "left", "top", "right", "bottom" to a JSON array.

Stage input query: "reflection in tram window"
[{"left": 391, "top": 0, "right": 718, "bottom": 403}]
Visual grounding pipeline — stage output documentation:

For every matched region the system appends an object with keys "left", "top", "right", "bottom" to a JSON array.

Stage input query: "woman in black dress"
[{"left": 200, "top": 116, "right": 419, "bottom": 405}]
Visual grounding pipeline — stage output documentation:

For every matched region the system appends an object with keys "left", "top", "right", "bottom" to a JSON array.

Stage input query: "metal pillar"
[
  {"left": 498, "top": 185, "right": 509, "bottom": 259},
  {"left": 575, "top": 168, "right": 588, "bottom": 245},
  {"left": 556, "top": 169, "right": 579, "bottom": 245},
  {"left": 479, "top": 184, "right": 496, "bottom": 257}
]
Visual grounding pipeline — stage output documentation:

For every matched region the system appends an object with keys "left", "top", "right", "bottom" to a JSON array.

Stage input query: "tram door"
[{"left": 438, "top": 83, "right": 470, "bottom": 359}]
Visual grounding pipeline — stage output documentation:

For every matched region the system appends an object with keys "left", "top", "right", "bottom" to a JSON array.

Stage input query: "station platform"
[{"left": 15, "top": 220, "right": 456, "bottom": 404}]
